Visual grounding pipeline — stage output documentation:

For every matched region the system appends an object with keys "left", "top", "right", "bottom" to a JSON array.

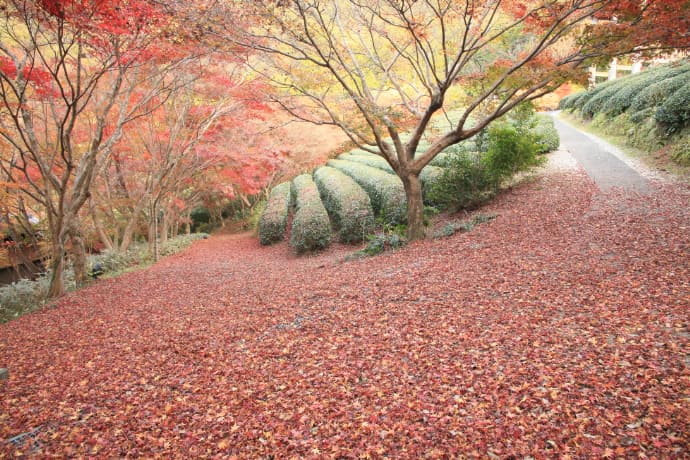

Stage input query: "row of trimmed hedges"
[
  {"left": 340, "top": 150, "right": 449, "bottom": 201},
  {"left": 258, "top": 107, "right": 558, "bottom": 252},
  {"left": 258, "top": 181, "right": 291, "bottom": 245},
  {"left": 559, "top": 60, "right": 690, "bottom": 164},
  {"left": 289, "top": 174, "right": 331, "bottom": 253},
  {"left": 327, "top": 159, "right": 407, "bottom": 225},
  {"left": 339, "top": 151, "right": 394, "bottom": 173},
  {"left": 560, "top": 60, "right": 690, "bottom": 134},
  {"left": 313, "top": 166, "right": 375, "bottom": 243}
]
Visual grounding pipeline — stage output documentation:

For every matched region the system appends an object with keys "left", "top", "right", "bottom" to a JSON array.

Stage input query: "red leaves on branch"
[
  {"left": 1, "top": 155, "right": 688, "bottom": 457},
  {"left": 592, "top": 0, "right": 690, "bottom": 50}
]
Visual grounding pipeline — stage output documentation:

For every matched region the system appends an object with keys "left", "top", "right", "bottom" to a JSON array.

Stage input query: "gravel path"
[{"left": 550, "top": 112, "right": 651, "bottom": 193}]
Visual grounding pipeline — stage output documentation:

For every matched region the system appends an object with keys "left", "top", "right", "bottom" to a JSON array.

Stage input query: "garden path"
[{"left": 550, "top": 112, "right": 651, "bottom": 193}]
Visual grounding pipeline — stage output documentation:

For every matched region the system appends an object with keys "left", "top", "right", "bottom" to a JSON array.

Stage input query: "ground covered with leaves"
[{"left": 1, "top": 153, "right": 688, "bottom": 458}]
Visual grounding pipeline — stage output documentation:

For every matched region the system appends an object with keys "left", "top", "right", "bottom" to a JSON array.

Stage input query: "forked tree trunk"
[{"left": 401, "top": 173, "right": 425, "bottom": 241}]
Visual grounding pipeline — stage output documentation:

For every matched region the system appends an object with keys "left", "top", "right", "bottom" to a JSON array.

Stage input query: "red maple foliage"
[{"left": 1, "top": 154, "right": 688, "bottom": 457}]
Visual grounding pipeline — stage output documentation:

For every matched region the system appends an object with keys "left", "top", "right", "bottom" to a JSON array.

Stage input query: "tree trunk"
[
  {"left": 47, "top": 242, "right": 65, "bottom": 298},
  {"left": 89, "top": 198, "right": 114, "bottom": 251},
  {"left": 69, "top": 231, "right": 88, "bottom": 287},
  {"left": 120, "top": 198, "right": 147, "bottom": 252},
  {"left": 160, "top": 208, "right": 169, "bottom": 243},
  {"left": 401, "top": 173, "right": 425, "bottom": 241}
]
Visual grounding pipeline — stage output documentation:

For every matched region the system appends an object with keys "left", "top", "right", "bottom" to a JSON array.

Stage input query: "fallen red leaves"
[{"left": 1, "top": 163, "right": 688, "bottom": 458}]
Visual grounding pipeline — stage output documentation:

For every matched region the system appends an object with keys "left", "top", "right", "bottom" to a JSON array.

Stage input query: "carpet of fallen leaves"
[{"left": 1, "top": 156, "right": 688, "bottom": 458}]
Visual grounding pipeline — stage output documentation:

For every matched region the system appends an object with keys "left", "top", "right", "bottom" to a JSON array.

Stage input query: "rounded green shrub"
[
  {"left": 654, "top": 82, "right": 690, "bottom": 133},
  {"left": 581, "top": 82, "right": 625, "bottom": 119},
  {"left": 427, "top": 152, "right": 493, "bottom": 211},
  {"left": 327, "top": 159, "right": 407, "bottom": 225},
  {"left": 289, "top": 174, "right": 331, "bottom": 253},
  {"left": 484, "top": 122, "right": 540, "bottom": 181},
  {"left": 258, "top": 181, "right": 292, "bottom": 245},
  {"left": 313, "top": 166, "right": 375, "bottom": 243},
  {"left": 629, "top": 107, "right": 656, "bottom": 124},
  {"left": 571, "top": 79, "right": 619, "bottom": 113}
]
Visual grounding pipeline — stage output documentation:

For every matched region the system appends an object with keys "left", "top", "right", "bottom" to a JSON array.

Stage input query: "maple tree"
[
  {"left": 0, "top": 0, "right": 193, "bottom": 295},
  {"left": 231, "top": 0, "right": 689, "bottom": 240},
  {"left": 88, "top": 58, "right": 284, "bottom": 256}
]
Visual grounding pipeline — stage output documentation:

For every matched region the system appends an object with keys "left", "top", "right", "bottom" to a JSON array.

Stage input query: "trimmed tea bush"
[
  {"left": 342, "top": 150, "right": 445, "bottom": 201},
  {"left": 327, "top": 159, "right": 407, "bottom": 225},
  {"left": 655, "top": 82, "right": 690, "bottom": 133},
  {"left": 571, "top": 78, "right": 620, "bottom": 112},
  {"left": 313, "top": 166, "right": 375, "bottom": 243},
  {"left": 600, "top": 72, "right": 658, "bottom": 116},
  {"left": 581, "top": 82, "right": 626, "bottom": 119},
  {"left": 630, "top": 72, "right": 690, "bottom": 113},
  {"left": 289, "top": 174, "right": 331, "bottom": 253},
  {"left": 259, "top": 181, "right": 292, "bottom": 245},
  {"left": 340, "top": 151, "right": 395, "bottom": 173}
]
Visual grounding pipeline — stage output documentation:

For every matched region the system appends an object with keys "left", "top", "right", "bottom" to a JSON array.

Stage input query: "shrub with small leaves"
[
  {"left": 427, "top": 152, "right": 494, "bottom": 211},
  {"left": 532, "top": 115, "right": 560, "bottom": 153},
  {"left": 340, "top": 150, "right": 445, "bottom": 203},
  {"left": 484, "top": 122, "right": 540, "bottom": 182},
  {"left": 258, "top": 181, "right": 292, "bottom": 245},
  {"left": 327, "top": 159, "right": 407, "bottom": 225},
  {"left": 360, "top": 232, "right": 407, "bottom": 256},
  {"left": 158, "top": 233, "right": 209, "bottom": 257},
  {"left": 0, "top": 270, "right": 75, "bottom": 323},
  {"left": 419, "top": 165, "right": 444, "bottom": 202},
  {"left": 289, "top": 174, "right": 331, "bottom": 253},
  {"left": 558, "top": 91, "right": 584, "bottom": 110},
  {"left": 313, "top": 166, "right": 375, "bottom": 243}
]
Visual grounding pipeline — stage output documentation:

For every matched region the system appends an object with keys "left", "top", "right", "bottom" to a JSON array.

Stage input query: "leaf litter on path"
[{"left": 1, "top": 158, "right": 688, "bottom": 458}]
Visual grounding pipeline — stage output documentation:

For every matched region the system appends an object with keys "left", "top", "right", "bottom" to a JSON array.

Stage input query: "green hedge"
[
  {"left": 559, "top": 91, "right": 586, "bottom": 110},
  {"left": 629, "top": 71, "right": 690, "bottom": 113},
  {"left": 655, "top": 82, "right": 690, "bottom": 133},
  {"left": 258, "top": 181, "right": 291, "bottom": 245},
  {"left": 600, "top": 72, "right": 659, "bottom": 116},
  {"left": 313, "top": 166, "right": 375, "bottom": 243},
  {"left": 327, "top": 159, "right": 407, "bottom": 225},
  {"left": 289, "top": 174, "right": 331, "bottom": 253},
  {"left": 532, "top": 114, "right": 560, "bottom": 153},
  {"left": 570, "top": 78, "right": 620, "bottom": 113}
]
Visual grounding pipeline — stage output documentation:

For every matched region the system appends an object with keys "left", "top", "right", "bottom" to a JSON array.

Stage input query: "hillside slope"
[
  {"left": 560, "top": 60, "right": 690, "bottom": 172},
  {"left": 1, "top": 148, "right": 688, "bottom": 457}
]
